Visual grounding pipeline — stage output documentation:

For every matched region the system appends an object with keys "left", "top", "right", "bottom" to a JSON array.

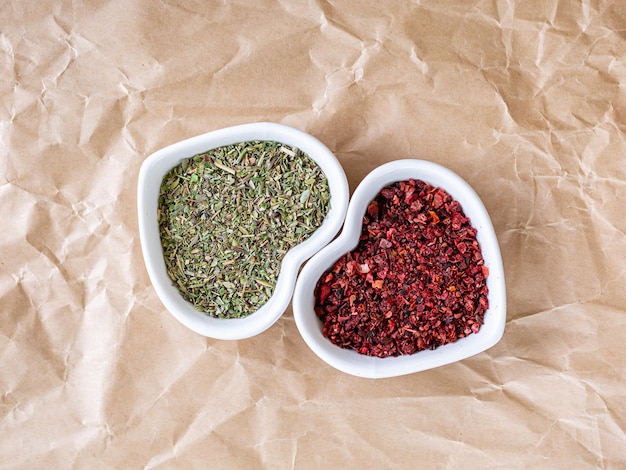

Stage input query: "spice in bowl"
[
  {"left": 158, "top": 140, "right": 331, "bottom": 319},
  {"left": 313, "top": 178, "right": 489, "bottom": 358}
]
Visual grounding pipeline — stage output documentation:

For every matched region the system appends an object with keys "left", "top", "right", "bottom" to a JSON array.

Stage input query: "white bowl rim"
[
  {"left": 293, "top": 159, "right": 506, "bottom": 378},
  {"left": 137, "top": 122, "right": 349, "bottom": 340}
]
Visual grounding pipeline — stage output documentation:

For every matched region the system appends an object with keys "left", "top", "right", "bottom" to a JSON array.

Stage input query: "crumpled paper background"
[{"left": 2, "top": 1, "right": 625, "bottom": 468}]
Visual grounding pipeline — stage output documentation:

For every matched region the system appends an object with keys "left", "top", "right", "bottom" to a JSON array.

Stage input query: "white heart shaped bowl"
[
  {"left": 293, "top": 159, "right": 506, "bottom": 378},
  {"left": 137, "top": 122, "right": 349, "bottom": 340}
]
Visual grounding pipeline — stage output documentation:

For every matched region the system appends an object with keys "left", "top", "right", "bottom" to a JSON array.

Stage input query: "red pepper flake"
[{"left": 313, "top": 179, "right": 489, "bottom": 358}]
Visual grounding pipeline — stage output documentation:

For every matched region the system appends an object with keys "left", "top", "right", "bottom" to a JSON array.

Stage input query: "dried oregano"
[{"left": 158, "top": 140, "right": 331, "bottom": 319}]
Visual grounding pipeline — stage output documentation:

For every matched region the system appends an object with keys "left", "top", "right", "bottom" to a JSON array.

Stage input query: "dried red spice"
[{"left": 314, "top": 179, "right": 489, "bottom": 358}]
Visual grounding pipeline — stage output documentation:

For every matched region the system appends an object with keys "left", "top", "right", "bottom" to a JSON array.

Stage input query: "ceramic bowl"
[
  {"left": 137, "top": 122, "right": 349, "bottom": 340},
  {"left": 292, "top": 159, "right": 506, "bottom": 378}
]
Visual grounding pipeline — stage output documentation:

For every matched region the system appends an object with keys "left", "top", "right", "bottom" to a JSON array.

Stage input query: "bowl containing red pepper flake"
[{"left": 293, "top": 159, "right": 505, "bottom": 378}]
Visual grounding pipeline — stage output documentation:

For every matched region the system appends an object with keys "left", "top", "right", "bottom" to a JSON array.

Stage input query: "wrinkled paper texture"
[{"left": 2, "top": 1, "right": 626, "bottom": 468}]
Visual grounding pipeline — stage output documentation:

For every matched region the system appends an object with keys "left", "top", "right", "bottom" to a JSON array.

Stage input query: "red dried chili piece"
[{"left": 313, "top": 179, "right": 489, "bottom": 358}]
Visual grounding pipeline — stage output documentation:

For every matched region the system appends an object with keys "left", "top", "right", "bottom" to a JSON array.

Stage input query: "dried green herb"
[{"left": 158, "top": 140, "right": 331, "bottom": 319}]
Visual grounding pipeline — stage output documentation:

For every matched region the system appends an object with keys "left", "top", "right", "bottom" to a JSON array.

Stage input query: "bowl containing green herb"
[{"left": 138, "top": 122, "right": 349, "bottom": 339}]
